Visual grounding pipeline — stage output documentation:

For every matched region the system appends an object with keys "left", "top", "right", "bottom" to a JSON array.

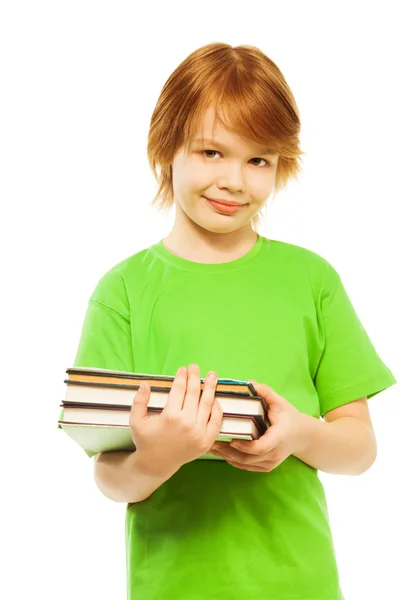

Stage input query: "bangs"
[{"left": 183, "top": 76, "right": 288, "bottom": 157}]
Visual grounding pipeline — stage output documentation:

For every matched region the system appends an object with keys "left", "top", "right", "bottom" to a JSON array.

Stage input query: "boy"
[{"left": 73, "top": 43, "right": 396, "bottom": 599}]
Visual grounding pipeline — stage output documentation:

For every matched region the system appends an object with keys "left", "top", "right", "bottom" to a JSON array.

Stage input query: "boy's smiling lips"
[
  {"left": 204, "top": 197, "right": 248, "bottom": 214},
  {"left": 204, "top": 196, "right": 247, "bottom": 207}
]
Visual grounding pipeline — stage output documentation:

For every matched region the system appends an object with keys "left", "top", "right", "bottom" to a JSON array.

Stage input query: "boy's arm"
[
  {"left": 94, "top": 450, "right": 177, "bottom": 503},
  {"left": 293, "top": 397, "right": 378, "bottom": 476}
]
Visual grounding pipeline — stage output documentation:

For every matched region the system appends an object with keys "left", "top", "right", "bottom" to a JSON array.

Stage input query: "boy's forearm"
[
  {"left": 94, "top": 450, "right": 175, "bottom": 503},
  {"left": 293, "top": 414, "right": 377, "bottom": 476}
]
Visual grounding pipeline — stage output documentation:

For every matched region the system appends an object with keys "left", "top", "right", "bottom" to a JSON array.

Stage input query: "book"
[
  {"left": 66, "top": 366, "right": 259, "bottom": 396},
  {"left": 60, "top": 403, "right": 266, "bottom": 430},
  {"left": 58, "top": 367, "right": 270, "bottom": 460},
  {"left": 58, "top": 413, "right": 263, "bottom": 459},
  {"left": 64, "top": 367, "right": 269, "bottom": 423}
]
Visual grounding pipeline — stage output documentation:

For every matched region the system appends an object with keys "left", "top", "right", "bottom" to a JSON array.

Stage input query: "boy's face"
[{"left": 171, "top": 107, "right": 279, "bottom": 235}]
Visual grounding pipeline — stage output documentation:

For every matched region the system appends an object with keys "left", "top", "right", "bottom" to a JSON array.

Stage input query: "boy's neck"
[{"left": 162, "top": 226, "right": 259, "bottom": 264}]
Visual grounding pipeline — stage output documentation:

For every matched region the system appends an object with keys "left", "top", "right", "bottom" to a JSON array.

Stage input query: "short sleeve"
[
  {"left": 314, "top": 264, "right": 396, "bottom": 416},
  {"left": 58, "top": 269, "right": 134, "bottom": 425},
  {"left": 58, "top": 269, "right": 134, "bottom": 446},
  {"left": 72, "top": 269, "right": 134, "bottom": 372}
]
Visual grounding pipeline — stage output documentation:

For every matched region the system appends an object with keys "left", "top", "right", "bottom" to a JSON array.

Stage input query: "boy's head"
[{"left": 147, "top": 43, "right": 304, "bottom": 233}]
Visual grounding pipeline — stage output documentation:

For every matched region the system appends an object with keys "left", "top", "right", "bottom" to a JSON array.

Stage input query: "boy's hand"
[
  {"left": 129, "top": 364, "right": 223, "bottom": 478},
  {"left": 208, "top": 380, "right": 306, "bottom": 472}
]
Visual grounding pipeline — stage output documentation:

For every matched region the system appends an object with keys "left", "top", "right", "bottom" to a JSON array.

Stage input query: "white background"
[{"left": 1, "top": 1, "right": 415, "bottom": 598}]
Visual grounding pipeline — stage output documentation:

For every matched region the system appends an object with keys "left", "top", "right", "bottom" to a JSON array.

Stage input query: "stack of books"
[{"left": 58, "top": 367, "right": 270, "bottom": 460}]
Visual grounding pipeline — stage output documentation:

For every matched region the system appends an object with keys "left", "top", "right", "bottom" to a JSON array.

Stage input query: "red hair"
[{"left": 147, "top": 42, "right": 305, "bottom": 231}]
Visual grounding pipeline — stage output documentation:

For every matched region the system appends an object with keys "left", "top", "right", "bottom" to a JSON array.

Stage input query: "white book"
[
  {"left": 64, "top": 383, "right": 268, "bottom": 420},
  {"left": 59, "top": 414, "right": 262, "bottom": 460}
]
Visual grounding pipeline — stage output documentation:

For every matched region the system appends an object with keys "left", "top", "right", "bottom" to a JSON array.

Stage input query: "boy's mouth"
[{"left": 204, "top": 197, "right": 247, "bottom": 214}]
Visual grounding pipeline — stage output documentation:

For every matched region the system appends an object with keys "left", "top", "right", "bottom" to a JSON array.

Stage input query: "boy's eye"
[
  {"left": 202, "top": 149, "right": 220, "bottom": 159},
  {"left": 200, "top": 149, "right": 269, "bottom": 167}
]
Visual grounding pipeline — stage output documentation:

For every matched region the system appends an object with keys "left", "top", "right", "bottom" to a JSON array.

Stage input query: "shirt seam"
[
  {"left": 320, "top": 269, "right": 341, "bottom": 304},
  {"left": 89, "top": 299, "right": 130, "bottom": 324}
]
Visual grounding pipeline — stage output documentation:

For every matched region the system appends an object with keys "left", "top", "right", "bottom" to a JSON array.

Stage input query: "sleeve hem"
[{"left": 320, "top": 373, "right": 397, "bottom": 416}]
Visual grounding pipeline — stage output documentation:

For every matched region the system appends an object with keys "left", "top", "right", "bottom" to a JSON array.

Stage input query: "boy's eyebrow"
[{"left": 191, "top": 137, "right": 277, "bottom": 156}]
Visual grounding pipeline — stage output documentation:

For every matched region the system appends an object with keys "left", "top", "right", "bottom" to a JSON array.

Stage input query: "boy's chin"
[{"left": 197, "top": 217, "right": 253, "bottom": 235}]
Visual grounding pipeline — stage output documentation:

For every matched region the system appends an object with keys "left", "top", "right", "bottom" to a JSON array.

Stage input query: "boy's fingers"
[
  {"left": 196, "top": 371, "right": 218, "bottom": 426},
  {"left": 206, "top": 400, "right": 223, "bottom": 444},
  {"left": 129, "top": 382, "right": 150, "bottom": 423},
  {"left": 163, "top": 366, "right": 188, "bottom": 414}
]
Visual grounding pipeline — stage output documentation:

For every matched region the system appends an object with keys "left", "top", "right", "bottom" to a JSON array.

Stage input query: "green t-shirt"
[{"left": 72, "top": 234, "right": 396, "bottom": 600}]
